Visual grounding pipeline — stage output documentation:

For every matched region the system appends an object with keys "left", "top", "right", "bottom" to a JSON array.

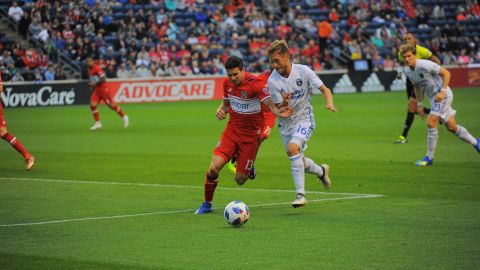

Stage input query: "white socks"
[
  {"left": 304, "top": 157, "right": 324, "bottom": 177},
  {"left": 290, "top": 154, "right": 305, "bottom": 195},
  {"left": 455, "top": 125, "right": 477, "bottom": 145},
  {"left": 427, "top": 128, "right": 438, "bottom": 159}
]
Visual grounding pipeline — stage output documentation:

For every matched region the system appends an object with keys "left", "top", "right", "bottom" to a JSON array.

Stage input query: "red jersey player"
[
  {"left": 87, "top": 57, "right": 129, "bottom": 131},
  {"left": 226, "top": 69, "right": 276, "bottom": 176},
  {"left": 0, "top": 71, "right": 35, "bottom": 170},
  {"left": 195, "top": 56, "right": 292, "bottom": 214}
]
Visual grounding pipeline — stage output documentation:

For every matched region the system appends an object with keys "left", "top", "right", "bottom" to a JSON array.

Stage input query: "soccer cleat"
[
  {"left": 248, "top": 166, "right": 256, "bottom": 180},
  {"left": 123, "top": 115, "right": 129, "bottom": 128},
  {"left": 415, "top": 156, "right": 433, "bottom": 166},
  {"left": 227, "top": 159, "right": 237, "bottom": 174},
  {"left": 318, "top": 164, "right": 331, "bottom": 189},
  {"left": 25, "top": 156, "right": 35, "bottom": 171},
  {"left": 90, "top": 121, "right": 102, "bottom": 131},
  {"left": 474, "top": 138, "right": 480, "bottom": 153},
  {"left": 292, "top": 193, "right": 307, "bottom": 208},
  {"left": 394, "top": 135, "right": 408, "bottom": 144},
  {"left": 194, "top": 202, "right": 213, "bottom": 214}
]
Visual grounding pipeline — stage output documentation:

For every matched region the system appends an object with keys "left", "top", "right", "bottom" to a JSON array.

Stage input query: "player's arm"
[
  {"left": 216, "top": 99, "right": 229, "bottom": 120},
  {"left": 319, "top": 84, "right": 337, "bottom": 112},
  {"left": 262, "top": 97, "right": 292, "bottom": 118},
  {"left": 435, "top": 66, "right": 451, "bottom": 102},
  {"left": 429, "top": 55, "right": 441, "bottom": 65},
  {"left": 90, "top": 75, "right": 106, "bottom": 87}
]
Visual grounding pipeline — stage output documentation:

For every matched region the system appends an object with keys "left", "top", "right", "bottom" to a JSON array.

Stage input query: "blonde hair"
[
  {"left": 399, "top": 44, "right": 416, "bottom": 57},
  {"left": 267, "top": 40, "right": 290, "bottom": 58}
]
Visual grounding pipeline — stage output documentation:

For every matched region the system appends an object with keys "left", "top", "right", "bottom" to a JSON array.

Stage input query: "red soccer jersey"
[
  {"left": 88, "top": 64, "right": 106, "bottom": 90},
  {"left": 223, "top": 72, "right": 271, "bottom": 138}
]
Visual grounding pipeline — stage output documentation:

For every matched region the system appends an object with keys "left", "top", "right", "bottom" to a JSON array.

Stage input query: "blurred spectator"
[
  {"left": 8, "top": 1, "right": 24, "bottom": 22},
  {"left": 11, "top": 71, "right": 25, "bottom": 82},
  {"left": 136, "top": 63, "right": 153, "bottom": 77},
  {"left": 43, "top": 65, "right": 55, "bottom": 81},
  {"left": 116, "top": 63, "right": 131, "bottom": 78},
  {"left": 432, "top": 5, "right": 445, "bottom": 19},
  {"left": 105, "top": 63, "right": 117, "bottom": 78}
]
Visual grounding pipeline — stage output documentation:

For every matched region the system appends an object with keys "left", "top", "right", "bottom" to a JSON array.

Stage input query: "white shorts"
[
  {"left": 280, "top": 120, "right": 315, "bottom": 152},
  {"left": 429, "top": 89, "right": 456, "bottom": 124}
]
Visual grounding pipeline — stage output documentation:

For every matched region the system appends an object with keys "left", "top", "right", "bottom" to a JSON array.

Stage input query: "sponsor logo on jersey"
[
  {"left": 241, "top": 91, "right": 248, "bottom": 98},
  {"left": 228, "top": 95, "right": 261, "bottom": 114},
  {"left": 291, "top": 89, "right": 305, "bottom": 100},
  {"left": 1, "top": 86, "right": 76, "bottom": 107},
  {"left": 361, "top": 73, "right": 385, "bottom": 92}
]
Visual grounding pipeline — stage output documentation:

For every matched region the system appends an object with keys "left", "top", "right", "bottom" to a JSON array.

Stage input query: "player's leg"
[
  {"left": 287, "top": 139, "right": 307, "bottom": 207},
  {"left": 416, "top": 114, "right": 440, "bottom": 166},
  {"left": 103, "top": 89, "right": 128, "bottom": 128},
  {"left": 444, "top": 114, "right": 479, "bottom": 152},
  {"left": 304, "top": 157, "right": 331, "bottom": 189},
  {"left": 195, "top": 131, "right": 235, "bottom": 214},
  {"left": 89, "top": 91, "right": 102, "bottom": 130},
  {"left": 0, "top": 123, "right": 34, "bottom": 170},
  {"left": 234, "top": 139, "right": 260, "bottom": 185}
]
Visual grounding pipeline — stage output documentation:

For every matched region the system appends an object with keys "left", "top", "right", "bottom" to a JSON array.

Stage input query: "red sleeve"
[
  {"left": 94, "top": 65, "right": 106, "bottom": 78},
  {"left": 254, "top": 79, "right": 271, "bottom": 102}
]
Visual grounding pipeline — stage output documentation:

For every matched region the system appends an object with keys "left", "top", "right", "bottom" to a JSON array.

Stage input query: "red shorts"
[
  {"left": 261, "top": 112, "right": 276, "bottom": 140},
  {"left": 213, "top": 127, "right": 261, "bottom": 175},
  {"left": 91, "top": 86, "right": 113, "bottom": 105}
]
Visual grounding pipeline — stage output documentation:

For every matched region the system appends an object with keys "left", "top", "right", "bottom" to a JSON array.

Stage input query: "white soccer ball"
[{"left": 224, "top": 201, "right": 250, "bottom": 227}]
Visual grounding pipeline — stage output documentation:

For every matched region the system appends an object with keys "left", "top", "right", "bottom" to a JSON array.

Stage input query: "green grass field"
[{"left": 1, "top": 89, "right": 479, "bottom": 269}]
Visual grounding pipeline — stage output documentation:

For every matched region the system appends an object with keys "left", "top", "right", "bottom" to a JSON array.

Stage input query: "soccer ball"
[{"left": 224, "top": 201, "right": 250, "bottom": 227}]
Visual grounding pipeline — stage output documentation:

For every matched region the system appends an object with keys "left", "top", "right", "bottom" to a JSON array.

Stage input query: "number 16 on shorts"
[{"left": 295, "top": 125, "right": 313, "bottom": 141}]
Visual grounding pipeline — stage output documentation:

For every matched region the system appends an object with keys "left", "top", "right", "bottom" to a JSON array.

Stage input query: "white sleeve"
[
  {"left": 267, "top": 77, "right": 282, "bottom": 104},
  {"left": 423, "top": 60, "right": 441, "bottom": 75},
  {"left": 304, "top": 65, "right": 323, "bottom": 90}
]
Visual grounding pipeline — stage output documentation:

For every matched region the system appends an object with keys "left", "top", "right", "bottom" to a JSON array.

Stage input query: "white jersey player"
[
  {"left": 267, "top": 40, "right": 337, "bottom": 207},
  {"left": 400, "top": 44, "right": 480, "bottom": 166}
]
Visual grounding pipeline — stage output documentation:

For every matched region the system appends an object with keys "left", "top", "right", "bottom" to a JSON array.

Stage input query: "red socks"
[
  {"left": 1, "top": 133, "right": 30, "bottom": 159},
  {"left": 204, "top": 174, "right": 218, "bottom": 203},
  {"left": 111, "top": 105, "right": 125, "bottom": 117},
  {"left": 90, "top": 105, "right": 100, "bottom": 121}
]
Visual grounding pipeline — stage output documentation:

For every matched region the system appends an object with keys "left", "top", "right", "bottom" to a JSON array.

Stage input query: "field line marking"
[
  {"left": 0, "top": 177, "right": 383, "bottom": 197},
  {"left": 0, "top": 195, "right": 381, "bottom": 227}
]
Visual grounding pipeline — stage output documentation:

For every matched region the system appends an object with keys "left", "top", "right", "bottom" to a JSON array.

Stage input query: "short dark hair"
[{"left": 225, "top": 56, "right": 243, "bottom": 70}]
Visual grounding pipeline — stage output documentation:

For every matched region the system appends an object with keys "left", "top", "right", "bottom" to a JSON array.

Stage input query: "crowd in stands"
[{"left": 0, "top": 0, "right": 479, "bottom": 81}]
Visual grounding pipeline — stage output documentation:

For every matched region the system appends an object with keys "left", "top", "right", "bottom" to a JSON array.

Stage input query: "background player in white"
[
  {"left": 267, "top": 40, "right": 337, "bottom": 208},
  {"left": 400, "top": 44, "right": 480, "bottom": 166}
]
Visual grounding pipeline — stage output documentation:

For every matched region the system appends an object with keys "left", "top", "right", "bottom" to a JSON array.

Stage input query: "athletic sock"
[
  {"left": 455, "top": 125, "right": 477, "bottom": 145},
  {"left": 427, "top": 128, "right": 438, "bottom": 159},
  {"left": 290, "top": 154, "right": 305, "bottom": 195},
  {"left": 204, "top": 173, "right": 218, "bottom": 203},
  {"left": 402, "top": 112, "right": 415, "bottom": 138},
  {"left": 304, "top": 157, "right": 324, "bottom": 177},
  {"left": 111, "top": 105, "right": 125, "bottom": 117},
  {"left": 1, "top": 133, "right": 30, "bottom": 159},
  {"left": 90, "top": 105, "right": 100, "bottom": 121}
]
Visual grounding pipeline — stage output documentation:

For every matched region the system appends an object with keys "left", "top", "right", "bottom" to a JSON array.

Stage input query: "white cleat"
[
  {"left": 318, "top": 164, "right": 331, "bottom": 189},
  {"left": 292, "top": 193, "right": 307, "bottom": 208},
  {"left": 90, "top": 121, "right": 102, "bottom": 131},
  {"left": 25, "top": 156, "right": 35, "bottom": 171},
  {"left": 123, "top": 115, "right": 129, "bottom": 128}
]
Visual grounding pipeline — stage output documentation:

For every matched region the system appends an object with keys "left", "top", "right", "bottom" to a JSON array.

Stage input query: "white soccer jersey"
[
  {"left": 403, "top": 59, "right": 450, "bottom": 101},
  {"left": 268, "top": 63, "right": 323, "bottom": 135}
]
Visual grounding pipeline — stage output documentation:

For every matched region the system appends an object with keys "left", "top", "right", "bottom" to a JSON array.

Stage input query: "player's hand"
[
  {"left": 417, "top": 107, "right": 425, "bottom": 120},
  {"left": 435, "top": 91, "right": 445, "bottom": 102},
  {"left": 216, "top": 108, "right": 227, "bottom": 120},
  {"left": 282, "top": 93, "right": 292, "bottom": 103},
  {"left": 277, "top": 106, "right": 293, "bottom": 118},
  {"left": 326, "top": 103, "right": 337, "bottom": 113}
]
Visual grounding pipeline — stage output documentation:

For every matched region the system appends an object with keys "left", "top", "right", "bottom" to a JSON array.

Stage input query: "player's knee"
[
  {"left": 207, "top": 168, "right": 219, "bottom": 179},
  {"left": 0, "top": 127, "right": 7, "bottom": 136},
  {"left": 234, "top": 174, "right": 248, "bottom": 185},
  {"left": 287, "top": 145, "right": 300, "bottom": 156}
]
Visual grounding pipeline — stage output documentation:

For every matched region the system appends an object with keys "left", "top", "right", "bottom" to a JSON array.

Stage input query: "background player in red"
[
  {"left": 87, "top": 57, "right": 129, "bottom": 131},
  {"left": 227, "top": 68, "right": 275, "bottom": 177},
  {"left": 0, "top": 71, "right": 35, "bottom": 170},
  {"left": 195, "top": 56, "right": 292, "bottom": 214}
]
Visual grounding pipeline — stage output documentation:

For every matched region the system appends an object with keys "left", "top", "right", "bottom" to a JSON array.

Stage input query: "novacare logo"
[
  {"left": 1, "top": 86, "right": 75, "bottom": 107},
  {"left": 114, "top": 80, "right": 215, "bottom": 103}
]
